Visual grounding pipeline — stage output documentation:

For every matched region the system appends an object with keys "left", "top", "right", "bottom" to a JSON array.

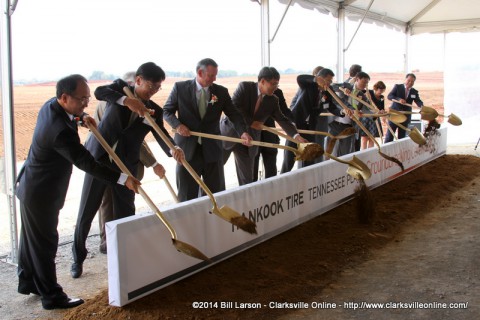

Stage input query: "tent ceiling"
[{"left": 277, "top": 0, "right": 480, "bottom": 34}]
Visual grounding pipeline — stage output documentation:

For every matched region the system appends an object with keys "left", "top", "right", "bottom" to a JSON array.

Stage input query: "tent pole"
[
  {"left": 337, "top": 3, "right": 345, "bottom": 81},
  {"left": 260, "top": 0, "right": 270, "bottom": 67},
  {"left": 0, "top": 0, "right": 19, "bottom": 264}
]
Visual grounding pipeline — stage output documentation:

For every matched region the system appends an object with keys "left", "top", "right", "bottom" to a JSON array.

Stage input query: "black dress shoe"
[
  {"left": 42, "top": 297, "right": 84, "bottom": 310},
  {"left": 70, "top": 263, "right": 83, "bottom": 279}
]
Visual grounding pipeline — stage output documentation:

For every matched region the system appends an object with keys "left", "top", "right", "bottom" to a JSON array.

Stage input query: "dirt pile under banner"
[{"left": 106, "top": 128, "right": 447, "bottom": 307}]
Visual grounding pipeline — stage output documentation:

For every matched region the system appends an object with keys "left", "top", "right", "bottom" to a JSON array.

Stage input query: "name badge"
[
  {"left": 411, "top": 94, "right": 416, "bottom": 98},
  {"left": 323, "top": 103, "right": 329, "bottom": 109}
]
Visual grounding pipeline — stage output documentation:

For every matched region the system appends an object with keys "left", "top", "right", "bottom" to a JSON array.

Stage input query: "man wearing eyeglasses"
[
  {"left": 164, "top": 58, "right": 252, "bottom": 201},
  {"left": 71, "top": 62, "right": 184, "bottom": 278},
  {"left": 15, "top": 74, "right": 140, "bottom": 310},
  {"left": 221, "top": 66, "right": 307, "bottom": 185},
  {"left": 87, "top": 71, "right": 166, "bottom": 255}
]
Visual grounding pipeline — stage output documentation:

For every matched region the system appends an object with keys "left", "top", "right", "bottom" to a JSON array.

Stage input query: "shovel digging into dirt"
[
  {"left": 262, "top": 125, "right": 372, "bottom": 180},
  {"left": 123, "top": 87, "right": 257, "bottom": 235},
  {"left": 323, "top": 83, "right": 404, "bottom": 171},
  {"left": 87, "top": 123, "right": 209, "bottom": 261}
]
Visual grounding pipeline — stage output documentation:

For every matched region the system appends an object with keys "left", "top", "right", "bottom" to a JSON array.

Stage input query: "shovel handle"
[
  {"left": 325, "top": 86, "right": 380, "bottom": 149},
  {"left": 87, "top": 123, "right": 177, "bottom": 239},
  {"left": 338, "top": 87, "right": 377, "bottom": 112},
  {"left": 123, "top": 87, "right": 219, "bottom": 206},
  {"left": 172, "top": 129, "right": 300, "bottom": 154},
  {"left": 162, "top": 176, "right": 179, "bottom": 203},
  {"left": 261, "top": 125, "right": 296, "bottom": 144}
]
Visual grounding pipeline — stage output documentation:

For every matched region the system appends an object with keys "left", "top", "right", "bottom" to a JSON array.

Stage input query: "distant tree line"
[{"left": 16, "top": 68, "right": 310, "bottom": 85}]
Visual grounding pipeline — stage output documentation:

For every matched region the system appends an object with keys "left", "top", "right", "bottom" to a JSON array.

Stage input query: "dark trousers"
[
  {"left": 253, "top": 146, "right": 278, "bottom": 181},
  {"left": 280, "top": 134, "right": 317, "bottom": 174},
  {"left": 98, "top": 186, "right": 113, "bottom": 252},
  {"left": 385, "top": 119, "right": 409, "bottom": 143},
  {"left": 72, "top": 173, "right": 134, "bottom": 264},
  {"left": 177, "top": 144, "right": 225, "bottom": 202},
  {"left": 17, "top": 202, "right": 68, "bottom": 305}
]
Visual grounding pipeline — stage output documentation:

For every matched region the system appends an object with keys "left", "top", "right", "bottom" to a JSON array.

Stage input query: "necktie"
[
  {"left": 198, "top": 88, "right": 207, "bottom": 144},
  {"left": 198, "top": 88, "right": 207, "bottom": 119},
  {"left": 254, "top": 94, "right": 263, "bottom": 116}
]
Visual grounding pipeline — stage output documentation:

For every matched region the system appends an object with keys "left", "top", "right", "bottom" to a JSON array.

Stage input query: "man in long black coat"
[{"left": 15, "top": 74, "right": 139, "bottom": 310}]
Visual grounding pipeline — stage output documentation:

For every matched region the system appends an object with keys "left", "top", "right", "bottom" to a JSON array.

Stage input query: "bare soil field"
[{"left": 1, "top": 72, "right": 444, "bottom": 160}]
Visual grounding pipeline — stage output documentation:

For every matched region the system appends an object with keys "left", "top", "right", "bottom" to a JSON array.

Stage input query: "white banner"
[{"left": 107, "top": 128, "right": 447, "bottom": 306}]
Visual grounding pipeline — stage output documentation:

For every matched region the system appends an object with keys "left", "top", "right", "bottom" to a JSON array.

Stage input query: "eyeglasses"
[
  {"left": 268, "top": 81, "right": 279, "bottom": 88},
  {"left": 145, "top": 81, "right": 162, "bottom": 93},
  {"left": 70, "top": 96, "right": 91, "bottom": 105}
]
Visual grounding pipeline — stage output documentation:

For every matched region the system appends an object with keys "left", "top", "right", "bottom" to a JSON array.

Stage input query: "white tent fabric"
[{"left": 278, "top": 0, "right": 480, "bottom": 35}]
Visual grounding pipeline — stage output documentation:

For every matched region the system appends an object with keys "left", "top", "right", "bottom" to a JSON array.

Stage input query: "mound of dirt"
[{"left": 59, "top": 154, "right": 479, "bottom": 320}]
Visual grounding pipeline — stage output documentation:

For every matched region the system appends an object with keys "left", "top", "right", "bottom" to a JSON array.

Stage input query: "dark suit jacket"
[
  {"left": 16, "top": 98, "right": 119, "bottom": 211},
  {"left": 262, "top": 88, "right": 293, "bottom": 144},
  {"left": 221, "top": 82, "right": 298, "bottom": 155},
  {"left": 387, "top": 83, "right": 423, "bottom": 122},
  {"left": 163, "top": 79, "right": 247, "bottom": 163},
  {"left": 293, "top": 75, "right": 344, "bottom": 131},
  {"left": 89, "top": 79, "right": 173, "bottom": 176}
]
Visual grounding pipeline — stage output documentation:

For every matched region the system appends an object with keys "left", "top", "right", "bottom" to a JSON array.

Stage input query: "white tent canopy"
[
  {"left": 2, "top": 0, "right": 480, "bottom": 263},
  {"left": 277, "top": 0, "right": 480, "bottom": 35}
]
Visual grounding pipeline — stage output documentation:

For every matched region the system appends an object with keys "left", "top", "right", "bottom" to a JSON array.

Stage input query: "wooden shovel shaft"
[
  {"left": 123, "top": 87, "right": 219, "bottom": 206},
  {"left": 262, "top": 125, "right": 296, "bottom": 143},
  {"left": 326, "top": 86, "right": 381, "bottom": 149},
  {"left": 392, "top": 99, "right": 447, "bottom": 118},
  {"left": 162, "top": 176, "right": 179, "bottom": 203},
  {"left": 87, "top": 124, "right": 177, "bottom": 239},
  {"left": 173, "top": 129, "right": 300, "bottom": 154}
]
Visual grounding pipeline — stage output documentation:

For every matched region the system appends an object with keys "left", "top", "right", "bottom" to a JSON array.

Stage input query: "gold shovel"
[
  {"left": 269, "top": 127, "right": 357, "bottom": 162},
  {"left": 123, "top": 87, "right": 257, "bottom": 235},
  {"left": 323, "top": 83, "right": 404, "bottom": 171},
  {"left": 392, "top": 100, "right": 462, "bottom": 126},
  {"left": 261, "top": 126, "right": 371, "bottom": 180},
  {"left": 172, "top": 129, "right": 323, "bottom": 162},
  {"left": 87, "top": 123, "right": 209, "bottom": 261}
]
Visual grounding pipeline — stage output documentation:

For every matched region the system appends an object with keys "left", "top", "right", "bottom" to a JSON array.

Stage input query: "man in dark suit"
[
  {"left": 253, "top": 84, "right": 293, "bottom": 181},
  {"left": 280, "top": 68, "right": 346, "bottom": 173},
  {"left": 15, "top": 74, "right": 140, "bottom": 310},
  {"left": 384, "top": 73, "right": 424, "bottom": 142},
  {"left": 221, "top": 66, "right": 307, "bottom": 185},
  {"left": 71, "top": 62, "right": 184, "bottom": 278},
  {"left": 163, "top": 58, "right": 252, "bottom": 201}
]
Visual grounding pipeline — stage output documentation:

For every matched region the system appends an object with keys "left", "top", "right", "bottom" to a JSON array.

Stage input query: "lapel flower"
[
  {"left": 321, "top": 94, "right": 328, "bottom": 102},
  {"left": 209, "top": 94, "right": 218, "bottom": 105}
]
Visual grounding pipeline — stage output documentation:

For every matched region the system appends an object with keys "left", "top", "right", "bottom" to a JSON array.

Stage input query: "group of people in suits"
[{"left": 15, "top": 57, "right": 423, "bottom": 310}]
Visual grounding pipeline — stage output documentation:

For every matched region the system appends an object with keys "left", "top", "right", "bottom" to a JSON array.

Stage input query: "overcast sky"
[{"left": 11, "top": 0, "right": 453, "bottom": 82}]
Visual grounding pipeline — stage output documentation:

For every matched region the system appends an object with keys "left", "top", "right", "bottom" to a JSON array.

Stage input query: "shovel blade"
[
  {"left": 337, "top": 127, "right": 356, "bottom": 139},
  {"left": 408, "top": 127, "right": 427, "bottom": 146},
  {"left": 420, "top": 106, "right": 439, "bottom": 121},
  {"left": 447, "top": 113, "right": 462, "bottom": 126},
  {"left": 347, "top": 156, "right": 372, "bottom": 180},
  {"left": 388, "top": 110, "right": 408, "bottom": 124},
  {"left": 295, "top": 143, "right": 324, "bottom": 161},
  {"left": 172, "top": 239, "right": 210, "bottom": 261},
  {"left": 211, "top": 205, "right": 257, "bottom": 235}
]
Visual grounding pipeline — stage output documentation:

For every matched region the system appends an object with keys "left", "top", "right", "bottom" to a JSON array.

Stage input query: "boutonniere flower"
[
  {"left": 321, "top": 94, "right": 328, "bottom": 102},
  {"left": 209, "top": 94, "right": 218, "bottom": 105}
]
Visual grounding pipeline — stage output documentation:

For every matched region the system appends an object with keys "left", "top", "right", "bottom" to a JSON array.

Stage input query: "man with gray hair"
[{"left": 164, "top": 58, "right": 253, "bottom": 201}]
